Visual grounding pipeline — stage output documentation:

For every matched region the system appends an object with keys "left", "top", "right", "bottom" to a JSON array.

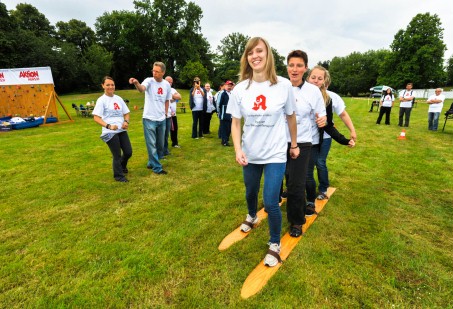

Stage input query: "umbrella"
[{"left": 370, "top": 85, "right": 395, "bottom": 93}]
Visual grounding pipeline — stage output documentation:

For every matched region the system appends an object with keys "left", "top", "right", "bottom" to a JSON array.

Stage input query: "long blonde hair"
[
  {"left": 308, "top": 65, "right": 330, "bottom": 106},
  {"left": 239, "top": 37, "right": 278, "bottom": 89}
]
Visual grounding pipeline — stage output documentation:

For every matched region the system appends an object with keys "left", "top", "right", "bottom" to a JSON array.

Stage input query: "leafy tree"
[
  {"left": 446, "top": 55, "right": 453, "bottom": 86},
  {"left": 0, "top": 2, "right": 18, "bottom": 67},
  {"left": 179, "top": 60, "right": 208, "bottom": 86},
  {"left": 214, "top": 33, "right": 250, "bottom": 85},
  {"left": 379, "top": 13, "right": 446, "bottom": 88},
  {"left": 55, "top": 19, "right": 96, "bottom": 53},
  {"left": 317, "top": 60, "right": 330, "bottom": 70},
  {"left": 10, "top": 3, "right": 55, "bottom": 37},
  {"left": 329, "top": 49, "right": 390, "bottom": 95},
  {"left": 83, "top": 44, "right": 113, "bottom": 88},
  {"left": 217, "top": 32, "right": 250, "bottom": 61},
  {"left": 271, "top": 47, "right": 286, "bottom": 77}
]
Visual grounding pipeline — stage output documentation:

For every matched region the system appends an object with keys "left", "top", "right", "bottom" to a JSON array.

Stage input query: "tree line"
[{"left": 1, "top": 1, "right": 452, "bottom": 95}]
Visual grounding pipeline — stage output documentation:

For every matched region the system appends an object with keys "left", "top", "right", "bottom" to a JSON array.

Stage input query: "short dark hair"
[{"left": 287, "top": 50, "right": 308, "bottom": 66}]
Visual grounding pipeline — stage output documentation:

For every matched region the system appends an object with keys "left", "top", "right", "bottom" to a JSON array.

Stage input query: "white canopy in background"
[
  {"left": 0, "top": 67, "right": 54, "bottom": 85},
  {"left": 397, "top": 89, "right": 453, "bottom": 99}
]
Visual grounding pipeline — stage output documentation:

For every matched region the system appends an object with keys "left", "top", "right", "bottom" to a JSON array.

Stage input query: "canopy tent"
[{"left": 370, "top": 85, "right": 395, "bottom": 93}]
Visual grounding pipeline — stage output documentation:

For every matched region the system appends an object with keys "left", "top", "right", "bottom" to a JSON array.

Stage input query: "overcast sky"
[{"left": 2, "top": 0, "right": 452, "bottom": 67}]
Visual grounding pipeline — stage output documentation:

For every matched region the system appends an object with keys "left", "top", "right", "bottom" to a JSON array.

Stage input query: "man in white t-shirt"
[
  {"left": 129, "top": 62, "right": 172, "bottom": 175},
  {"left": 398, "top": 83, "right": 415, "bottom": 127},
  {"left": 426, "top": 88, "right": 445, "bottom": 131}
]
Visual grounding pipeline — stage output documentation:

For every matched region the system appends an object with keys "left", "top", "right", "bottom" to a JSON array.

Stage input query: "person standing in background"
[
  {"left": 189, "top": 77, "right": 207, "bottom": 139},
  {"left": 376, "top": 88, "right": 394, "bottom": 125},
  {"left": 165, "top": 76, "right": 182, "bottom": 148},
  {"left": 203, "top": 83, "right": 216, "bottom": 134},
  {"left": 426, "top": 88, "right": 445, "bottom": 131},
  {"left": 398, "top": 83, "right": 415, "bottom": 127}
]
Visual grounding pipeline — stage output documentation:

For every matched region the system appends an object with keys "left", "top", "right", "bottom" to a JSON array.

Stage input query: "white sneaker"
[
  {"left": 264, "top": 242, "right": 281, "bottom": 267},
  {"left": 240, "top": 214, "right": 259, "bottom": 232}
]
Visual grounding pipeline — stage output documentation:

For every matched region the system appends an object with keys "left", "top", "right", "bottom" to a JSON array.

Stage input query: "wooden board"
[
  {"left": 218, "top": 199, "right": 286, "bottom": 251},
  {"left": 240, "top": 187, "right": 336, "bottom": 299}
]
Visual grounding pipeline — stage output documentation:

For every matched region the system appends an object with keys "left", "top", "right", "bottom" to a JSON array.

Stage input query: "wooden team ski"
[
  {"left": 218, "top": 199, "right": 286, "bottom": 251},
  {"left": 240, "top": 187, "right": 336, "bottom": 299}
]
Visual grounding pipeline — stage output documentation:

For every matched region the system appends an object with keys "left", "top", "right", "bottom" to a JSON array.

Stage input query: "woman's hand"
[
  {"left": 235, "top": 149, "right": 248, "bottom": 166},
  {"left": 121, "top": 122, "right": 129, "bottom": 129},
  {"left": 347, "top": 139, "right": 356, "bottom": 148},
  {"left": 110, "top": 124, "right": 118, "bottom": 130},
  {"left": 289, "top": 146, "right": 300, "bottom": 159}
]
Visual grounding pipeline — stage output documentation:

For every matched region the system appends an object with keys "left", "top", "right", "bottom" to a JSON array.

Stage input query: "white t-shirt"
[
  {"left": 141, "top": 77, "right": 172, "bottom": 121},
  {"left": 168, "top": 88, "right": 178, "bottom": 117},
  {"left": 380, "top": 94, "right": 394, "bottom": 108},
  {"left": 227, "top": 76, "right": 296, "bottom": 164},
  {"left": 428, "top": 94, "right": 445, "bottom": 113},
  {"left": 92, "top": 94, "right": 130, "bottom": 136},
  {"left": 400, "top": 90, "right": 414, "bottom": 108},
  {"left": 286, "top": 82, "right": 326, "bottom": 144},
  {"left": 322, "top": 90, "right": 347, "bottom": 139},
  {"left": 206, "top": 90, "right": 216, "bottom": 113},
  {"left": 192, "top": 88, "right": 204, "bottom": 111}
]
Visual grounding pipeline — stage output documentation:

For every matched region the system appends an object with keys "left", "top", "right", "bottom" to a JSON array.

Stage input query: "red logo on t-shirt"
[
  {"left": 157, "top": 87, "right": 163, "bottom": 95},
  {"left": 252, "top": 95, "right": 267, "bottom": 111},
  {"left": 113, "top": 103, "right": 120, "bottom": 110}
]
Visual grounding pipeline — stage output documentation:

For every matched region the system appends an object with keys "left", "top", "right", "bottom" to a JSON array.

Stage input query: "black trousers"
[
  {"left": 376, "top": 106, "right": 392, "bottom": 124},
  {"left": 106, "top": 131, "right": 132, "bottom": 180},
  {"left": 170, "top": 116, "right": 179, "bottom": 146},
  {"left": 203, "top": 111, "right": 214, "bottom": 134},
  {"left": 192, "top": 110, "right": 204, "bottom": 138},
  {"left": 220, "top": 119, "right": 231, "bottom": 144},
  {"left": 286, "top": 143, "right": 312, "bottom": 225},
  {"left": 399, "top": 107, "right": 412, "bottom": 127}
]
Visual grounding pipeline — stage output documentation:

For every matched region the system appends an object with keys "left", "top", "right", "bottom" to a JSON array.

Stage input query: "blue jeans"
[
  {"left": 306, "top": 145, "right": 320, "bottom": 204},
  {"left": 243, "top": 163, "right": 286, "bottom": 244},
  {"left": 317, "top": 138, "right": 332, "bottom": 193},
  {"left": 143, "top": 118, "right": 165, "bottom": 173},
  {"left": 428, "top": 112, "right": 440, "bottom": 130}
]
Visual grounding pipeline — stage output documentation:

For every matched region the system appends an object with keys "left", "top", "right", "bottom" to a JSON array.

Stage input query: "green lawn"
[{"left": 1, "top": 91, "right": 452, "bottom": 308}]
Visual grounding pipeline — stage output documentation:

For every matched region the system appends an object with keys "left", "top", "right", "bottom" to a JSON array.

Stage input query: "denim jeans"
[
  {"left": 306, "top": 145, "right": 320, "bottom": 204},
  {"left": 428, "top": 112, "right": 440, "bottom": 130},
  {"left": 243, "top": 162, "right": 286, "bottom": 244},
  {"left": 317, "top": 138, "right": 332, "bottom": 194},
  {"left": 143, "top": 118, "right": 165, "bottom": 173},
  {"left": 106, "top": 131, "right": 132, "bottom": 180}
]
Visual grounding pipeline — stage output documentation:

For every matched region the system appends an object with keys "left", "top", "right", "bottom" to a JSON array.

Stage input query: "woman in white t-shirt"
[
  {"left": 93, "top": 76, "right": 132, "bottom": 183},
  {"left": 376, "top": 88, "right": 394, "bottom": 125},
  {"left": 227, "top": 37, "right": 299, "bottom": 267}
]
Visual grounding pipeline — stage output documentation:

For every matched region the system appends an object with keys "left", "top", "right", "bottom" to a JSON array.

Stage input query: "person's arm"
[
  {"left": 173, "top": 91, "right": 182, "bottom": 101},
  {"left": 93, "top": 115, "right": 118, "bottom": 130},
  {"left": 129, "top": 78, "right": 145, "bottom": 92},
  {"left": 231, "top": 117, "right": 247, "bottom": 166},
  {"left": 286, "top": 113, "right": 300, "bottom": 159},
  {"left": 121, "top": 113, "right": 130, "bottom": 130},
  {"left": 338, "top": 110, "right": 356, "bottom": 142}
]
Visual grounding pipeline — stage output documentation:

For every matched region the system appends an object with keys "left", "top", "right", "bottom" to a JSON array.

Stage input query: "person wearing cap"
[
  {"left": 218, "top": 80, "right": 234, "bottom": 146},
  {"left": 189, "top": 77, "right": 207, "bottom": 139},
  {"left": 227, "top": 37, "right": 299, "bottom": 267}
]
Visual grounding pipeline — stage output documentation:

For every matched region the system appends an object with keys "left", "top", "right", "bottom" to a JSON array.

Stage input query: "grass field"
[{"left": 1, "top": 89, "right": 452, "bottom": 308}]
